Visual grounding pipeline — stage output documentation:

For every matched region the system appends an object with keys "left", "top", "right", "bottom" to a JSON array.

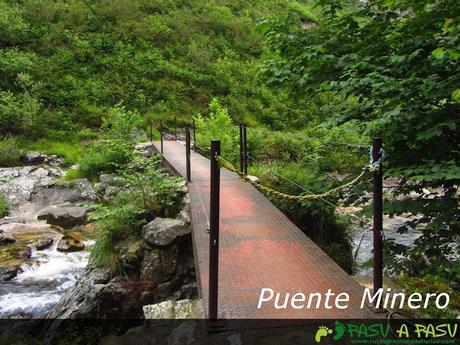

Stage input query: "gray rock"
[
  {"left": 0, "top": 266, "right": 22, "bottom": 282},
  {"left": 74, "top": 178, "right": 97, "bottom": 201},
  {"left": 177, "top": 204, "right": 190, "bottom": 225},
  {"left": 57, "top": 236, "right": 85, "bottom": 252},
  {"left": 0, "top": 233, "right": 15, "bottom": 246},
  {"left": 134, "top": 142, "right": 155, "bottom": 150},
  {"left": 167, "top": 321, "right": 196, "bottom": 345},
  {"left": 37, "top": 206, "right": 88, "bottom": 229},
  {"left": 104, "top": 186, "right": 121, "bottom": 198},
  {"left": 46, "top": 268, "right": 144, "bottom": 319},
  {"left": 136, "top": 149, "right": 152, "bottom": 158},
  {"left": 179, "top": 282, "right": 198, "bottom": 300},
  {"left": 34, "top": 238, "right": 53, "bottom": 250},
  {"left": 21, "top": 152, "right": 46, "bottom": 165},
  {"left": 99, "top": 174, "right": 117, "bottom": 185},
  {"left": 247, "top": 175, "right": 260, "bottom": 184},
  {"left": 99, "top": 326, "right": 158, "bottom": 345},
  {"left": 143, "top": 299, "right": 204, "bottom": 319},
  {"left": 140, "top": 245, "right": 178, "bottom": 284},
  {"left": 142, "top": 218, "right": 190, "bottom": 246},
  {"left": 44, "top": 155, "right": 65, "bottom": 167}
]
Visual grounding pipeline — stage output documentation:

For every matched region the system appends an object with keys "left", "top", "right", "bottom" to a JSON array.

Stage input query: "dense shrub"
[
  {"left": 76, "top": 105, "right": 142, "bottom": 180},
  {"left": 0, "top": 136, "right": 21, "bottom": 166},
  {"left": 194, "top": 98, "right": 239, "bottom": 162},
  {"left": 89, "top": 156, "right": 184, "bottom": 275}
]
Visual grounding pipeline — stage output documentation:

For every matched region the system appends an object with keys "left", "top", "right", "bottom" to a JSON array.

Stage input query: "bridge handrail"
[{"left": 215, "top": 154, "right": 379, "bottom": 201}]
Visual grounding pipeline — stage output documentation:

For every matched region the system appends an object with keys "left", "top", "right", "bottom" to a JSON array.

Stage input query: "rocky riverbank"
[
  {"left": 0, "top": 145, "right": 198, "bottom": 319},
  {"left": 0, "top": 152, "right": 97, "bottom": 317},
  {"left": 46, "top": 209, "right": 197, "bottom": 319}
]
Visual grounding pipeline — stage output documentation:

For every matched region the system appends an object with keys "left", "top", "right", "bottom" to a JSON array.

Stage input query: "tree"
[{"left": 258, "top": 0, "right": 460, "bottom": 286}]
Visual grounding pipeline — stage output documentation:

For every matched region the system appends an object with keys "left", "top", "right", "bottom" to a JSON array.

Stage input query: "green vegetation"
[
  {"left": 0, "top": 0, "right": 458, "bottom": 317},
  {"left": 0, "top": 0, "right": 316, "bottom": 134},
  {"left": 21, "top": 139, "right": 83, "bottom": 165},
  {"left": 0, "top": 136, "right": 21, "bottom": 166},
  {"left": 83, "top": 104, "right": 183, "bottom": 275},
  {"left": 89, "top": 156, "right": 184, "bottom": 276},
  {"left": 195, "top": 109, "right": 366, "bottom": 271},
  {"left": 257, "top": 0, "right": 460, "bottom": 308},
  {"left": 0, "top": 194, "right": 8, "bottom": 217}
]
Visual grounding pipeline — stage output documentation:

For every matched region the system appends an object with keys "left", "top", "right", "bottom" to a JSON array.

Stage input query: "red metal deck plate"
[{"left": 153, "top": 140, "right": 375, "bottom": 319}]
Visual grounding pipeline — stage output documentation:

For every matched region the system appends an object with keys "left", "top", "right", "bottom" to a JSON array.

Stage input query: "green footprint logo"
[
  {"left": 314, "top": 326, "right": 333, "bottom": 343},
  {"left": 333, "top": 321, "right": 346, "bottom": 341}
]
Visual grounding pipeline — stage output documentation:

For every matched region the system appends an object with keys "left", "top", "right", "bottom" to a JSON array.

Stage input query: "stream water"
[
  {"left": 351, "top": 214, "right": 423, "bottom": 276},
  {"left": 0, "top": 223, "right": 94, "bottom": 318}
]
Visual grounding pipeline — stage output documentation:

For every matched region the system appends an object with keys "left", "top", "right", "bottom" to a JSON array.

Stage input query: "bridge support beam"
[{"left": 372, "top": 138, "right": 383, "bottom": 298}]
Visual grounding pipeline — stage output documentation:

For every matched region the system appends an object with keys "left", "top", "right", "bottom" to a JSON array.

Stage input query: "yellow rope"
[{"left": 215, "top": 155, "right": 369, "bottom": 201}]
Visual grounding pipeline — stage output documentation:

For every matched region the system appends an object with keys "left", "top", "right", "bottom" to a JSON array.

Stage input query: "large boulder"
[
  {"left": 46, "top": 267, "right": 145, "bottom": 319},
  {"left": 140, "top": 245, "right": 178, "bottom": 284},
  {"left": 37, "top": 206, "right": 89, "bottom": 229},
  {"left": 142, "top": 218, "right": 190, "bottom": 246},
  {"left": 74, "top": 178, "right": 97, "bottom": 201}
]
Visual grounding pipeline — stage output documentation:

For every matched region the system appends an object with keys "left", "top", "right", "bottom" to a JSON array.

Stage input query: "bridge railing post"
[
  {"left": 243, "top": 124, "right": 248, "bottom": 175},
  {"left": 372, "top": 138, "right": 383, "bottom": 299},
  {"left": 174, "top": 117, "right": 177, "bottom": 141},
  {"left": 149, "top": 119, "right": 153, "bottom": 143},
  {"left": 192, "top": 118, "right": 196, "bottom": 146},
  {"left": 185, "top": 125, "right": 191, "bottom": 182},
  {"left": 239, "top": 124, "right": 244, "bottom": 173},
  {"left": 209, "top": 140, "right": 221, "bottom": 322},
  {"left": 160, "top": 121, "right": 164, "bottom": 158}
]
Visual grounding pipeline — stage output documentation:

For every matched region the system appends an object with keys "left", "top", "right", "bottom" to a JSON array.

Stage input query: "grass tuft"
[{"left": 0, "top": 194, "right": 9, "bottom": 218}]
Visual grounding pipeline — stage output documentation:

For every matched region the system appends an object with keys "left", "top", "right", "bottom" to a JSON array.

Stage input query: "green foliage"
[
  {"left": 0, "top": 2, "right": 29, "bottom": 46},
  {"left": 396, "top": 276, "right": 460, "bottom": 318},
  {"left": 76, "top": 105, "right": 142, "bottom": 180},
  {"left": 89, "top": 155, "right": 184, "bottom": 276},
  {"left": 89, "top": 190, "right": 146, "bottom": 275},
  {"left": 120, "top": 156, "right": 184, "bottom": 216},
  {"left": 0, "top": 194, "right": 8, "bottom": 217},
  {"left": 78, "top": 139, "right": 132, "bottom": 181},
  {"left": 21, "top": 138, "right": 83, "bottom": 165},
  {"left": 195, "top": 98, "right": 239, "bottom": 162},
  {"left": 0, "top": 0, "right": 316, "bottom": 136},
  {"left": 0, "top": 136, "right": 21, "bottom": 166},
  {"left": 259, "top": 0, "right": 460, "bottom": 289},
  {"left": 0, "top": 73, "right": 43, "bottom": 137}
]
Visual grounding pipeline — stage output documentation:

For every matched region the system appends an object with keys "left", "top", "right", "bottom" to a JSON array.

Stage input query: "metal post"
[
  {"left": 209, "top": 140, "right": 221, "bottom": 321},
  {"left": 372, "top": 138, "right": 383, "bottom": 298},
  {"left": 243, "top": 124, "right": 248, "bottom": 176},
  {"left": 192, "top": 118, "right": 196, "bottom": 144},
  {"left": 185, "top": 125, "right": 191, "bottom": 182},
  {"left": 239, "top": 124, "right": 244, "bottom": 173},
  {"left": 160, "top": 122, "right": 164, "bottom": 156},
  {"left": 174, "top": 117, "right": 177, "bottom": 141},
  {"left": 150, "top": 120, "right": 153, "bottom": 143}
]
